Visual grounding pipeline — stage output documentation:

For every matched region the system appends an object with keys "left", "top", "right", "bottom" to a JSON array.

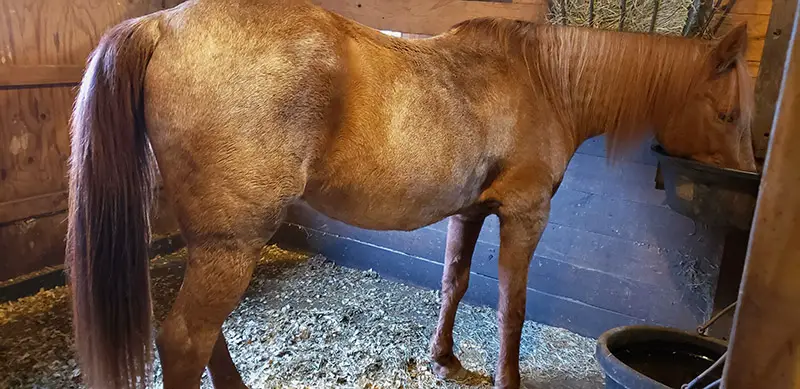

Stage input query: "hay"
[
  {"left": 547, "top": 0, "right": 696, "bottom": 36},
  {"left": 1, "top": 246, "right": 603, "bottom": 389}
]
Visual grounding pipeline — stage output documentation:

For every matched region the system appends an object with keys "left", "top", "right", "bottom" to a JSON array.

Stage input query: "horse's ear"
[{"left": 712, "top": 24, "right": 748, "bottom": 74}]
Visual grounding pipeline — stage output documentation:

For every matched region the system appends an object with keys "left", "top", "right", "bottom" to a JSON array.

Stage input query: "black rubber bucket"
[
  {"left": 596, "top": 325, "right": 728, "bottom": 389},
  {"left": 651, "top": 144, "right": 761, "bottom": 231}
]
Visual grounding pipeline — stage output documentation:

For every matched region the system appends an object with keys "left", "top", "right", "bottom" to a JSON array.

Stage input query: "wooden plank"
[
  {"left": 0, "top": 190, "right": 68, "bottom": 225},
  {"left": 0, "top": 188, "right": 179, "bottom": 282},
  {"left": 749, "top": 0, "right": 799, "bottom": 159},
  {"left": 0, "top": 65, "right": 84, "bottom": 87},
  {"left": 0, "top": 0, "right": 163, "bottom": 66},
  {"left": 729, "top": 0, "right": 774, "bottom": 15},
  {"left": 575, "top": 135, "right": 659, "bottom": 165},
  {"left": 0, "top": 212, "right": 68, "bottom": 284},
  {"left": 723, "top": 3, "right": 800, "bottom": 386},
  {"left": 716, "top": 14, "right": 770, "bottom": 62},
  {"left": 747, "top": 60, "right": 761, "bottom": 77},
  {"left": 311, "top": 0, "right": 548, "bottom": 36},
  {"left": 0, "top": 0, "right": 172, "bottom": 280},
  {"left": 0, "top": 87, "right": 74, "bottom": 204},
  {"left": 560, "top": 153, "right": 666, "bottom": 206}
]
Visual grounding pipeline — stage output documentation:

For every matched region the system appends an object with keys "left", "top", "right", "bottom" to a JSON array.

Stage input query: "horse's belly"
[{"left": 301, "top": 161, "right": 490, "bottom": 231}]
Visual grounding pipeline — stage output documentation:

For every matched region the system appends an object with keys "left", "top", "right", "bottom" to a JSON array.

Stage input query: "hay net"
[{"left": 546, "top": 0, "right": 737, "bottom": 37}]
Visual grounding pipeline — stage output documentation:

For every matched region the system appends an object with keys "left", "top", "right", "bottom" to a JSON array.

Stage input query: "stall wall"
[{"left": 0, "top": 0, "right": 182, "bottom": 281}]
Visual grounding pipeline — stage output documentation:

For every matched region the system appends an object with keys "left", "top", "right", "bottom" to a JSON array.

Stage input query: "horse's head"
[{"left": 657, "top": 24, "right": 757, "bottom": 172}]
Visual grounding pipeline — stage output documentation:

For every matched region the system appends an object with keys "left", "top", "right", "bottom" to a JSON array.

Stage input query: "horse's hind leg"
[
  {"left": 155, "top": 169, "right": 302, "bottom": 388},
  {"left": 207, "top": 333, "right": 247, "bottom": 388},
  {"left": 157, "top": 235, "right": 262, "bottom": 388},
  {"left": 430, "top": 213, "right": 486, "bottom": 380}
]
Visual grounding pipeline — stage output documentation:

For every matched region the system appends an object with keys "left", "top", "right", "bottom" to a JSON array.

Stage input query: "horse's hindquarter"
[
  {"left": 143, "top": 1, "right": 352, "bottom": 232},
  {"left": 303, "top": 30, "right": 519, "bottom": 231}
]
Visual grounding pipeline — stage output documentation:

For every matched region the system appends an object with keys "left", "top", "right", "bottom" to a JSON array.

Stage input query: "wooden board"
[
  {"left": 716, "top": 14, "right": 770, "bottom": 62},
  {"left": 730, "top": 0, "right": 775, "bottom": 14},
  {"left": 0, "top": 0, "right": 163, "bottom": 66},
  {"left": 0, "top": 87, "right": 74, "bottom": 205},
  {"left": 0, "top": 0, "right": 172, "bottom": 281},
  {"left": 0, "top": 65, "right": 84, "bottom": 87},
  {"left": 311, "top": 0, "right": 548, "bottom": 36},
  {"left": 723, "top": 4, "right": 800, "bottom": 384},
  {"left": 750, "top": 0, "right": 799, "bottom": 159}
]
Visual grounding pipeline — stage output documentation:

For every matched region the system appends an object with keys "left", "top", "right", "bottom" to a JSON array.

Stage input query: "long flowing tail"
[{"left": 67, "top": 13, "right": 162, "bottom": 389}]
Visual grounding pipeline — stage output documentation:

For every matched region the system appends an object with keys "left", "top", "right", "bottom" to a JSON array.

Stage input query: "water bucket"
[{"left": 596, "top": 325, "right": 727, "bottom": 389}]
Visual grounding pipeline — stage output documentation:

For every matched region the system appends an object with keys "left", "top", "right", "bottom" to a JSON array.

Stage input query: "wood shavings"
[{"left": 1, "top": 245, "right": 602, "bottom": 389}]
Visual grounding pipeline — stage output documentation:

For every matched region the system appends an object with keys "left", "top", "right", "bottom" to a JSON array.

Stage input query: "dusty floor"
[{"left": 0, "top": 246, "right": 603, "bottom": 389}]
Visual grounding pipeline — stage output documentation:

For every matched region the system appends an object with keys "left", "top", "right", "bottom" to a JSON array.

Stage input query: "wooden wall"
[
  {"left": 715, "top": 0, "right": 775, "bottom": 78},
  {"left": 0, "top": 0, "right": 182, "bottom": 282}
]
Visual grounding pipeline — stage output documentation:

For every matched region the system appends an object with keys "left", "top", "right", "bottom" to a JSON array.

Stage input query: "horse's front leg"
[
  {"left": 495, "top": 202, "right": 549, "bottom": 389},
  {"left": 430, "top": 213, "right": 486, "bottom": 380}
]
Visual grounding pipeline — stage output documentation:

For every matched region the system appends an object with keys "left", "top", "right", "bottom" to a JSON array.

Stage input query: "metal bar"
[
  {"left": 589, "top": 0, "right": 595, "bottom": 26},
  {"left": 683, "top": 352, "right": 727, "bottom": 389},
  {"left": 702, "top": 379, "right": 722, "bottom": 389},
  {"left": 560, "top": 0, "right": 567, "bottom": 24},
  {"left": 683, "top": 0, "right": 705, "bottom": 36},
  {"left": 650, "top": 0, "right": 660, "bottom": 32},
  {"left": 697, "top": 302, "right": 737, "bottom": 336},
  {"left": 711, "top": 0, "right": 739, "bottom": 36},
  {"left": 619, "top": 0, "right": 627, "bottom": 30}
]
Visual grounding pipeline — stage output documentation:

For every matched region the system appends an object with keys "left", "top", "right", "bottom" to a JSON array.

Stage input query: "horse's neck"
[{"left": 528, "top": 28, "right": 707, "bottom": 153}]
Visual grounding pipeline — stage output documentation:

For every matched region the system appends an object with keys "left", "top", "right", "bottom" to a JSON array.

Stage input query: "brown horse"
[{"left": 66, "top": 0, "right": 755, "bottom": 388}]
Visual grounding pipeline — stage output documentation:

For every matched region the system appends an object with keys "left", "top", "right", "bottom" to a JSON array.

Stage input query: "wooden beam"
[
  {"left": 311, "top": 0, "right": 548, "bottom": 36},
  {"left": 0, "top": 65, "right": 84, "bottom": 87},
  {"left": 722, "top": 3, "right": 800, "bottom": 387},
  {"left": 0, "top": 190, "right": 68, "bottom": 225},
  {"left": 750, "top": 0, "right": 799, "bottom": 161}
]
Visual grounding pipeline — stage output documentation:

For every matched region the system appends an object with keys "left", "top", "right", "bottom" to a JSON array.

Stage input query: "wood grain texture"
[
  {"left": 0, "top": 190, "right": 68, "bottom": 225},
  {"left": 0, "top": 0, "right": 172, "bottom": 281},
  {"left": 0, "top": 65, "right": 84, "bottom": 87},
  {"left": 750, "top": 0, "right": 798, "bottom": 159},
  {"left": 715, "top": 14, "right": 770, "bottom": 62},
  {"left": 0, "top": 87, "right": 74, "bottom": 204},
  {"left": 311, "top": 0, "right": 548, "bottom": 35},
  {"left": 0, "top": 190, "right": 179, "bottom": 281},
  {"left": 0, "top": 0, "right": 163, "bottom": 66},
  {"left": 730, "top": 0, "right": 775, "bottom": 15},
  {"left": 723, "top": 5, "right": 800, "bottom": 385}
]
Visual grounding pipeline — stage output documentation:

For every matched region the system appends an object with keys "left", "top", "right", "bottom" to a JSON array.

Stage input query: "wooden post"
[
  {"left": 750, "top": 0, "right": 799, "bottom": 162},
  {"left": 722, "top": 3, "right": 800, "bottom": 387}
]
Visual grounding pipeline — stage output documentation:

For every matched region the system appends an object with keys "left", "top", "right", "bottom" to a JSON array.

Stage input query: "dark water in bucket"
[{"left": 614, "top": 341, "right": 721, "bottom": 388}]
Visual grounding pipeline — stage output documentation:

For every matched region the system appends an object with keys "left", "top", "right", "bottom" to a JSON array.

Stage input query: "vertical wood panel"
[
  {"left": 750, "top": 0, "right": 799, "bottom": 159},
  {"left": 0, "top": 87, "right": 74, "bottom": 204},
  {"left": 0, "top": 0, "right": 172, "bottom": 281},
  {"left": 723, "top": 3, "right": 800, "bottom": 385}
]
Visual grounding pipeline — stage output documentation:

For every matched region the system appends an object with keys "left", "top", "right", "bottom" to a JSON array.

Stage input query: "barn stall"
[{"left": 0, "top": 0, "right": 797, "bottom": 388}]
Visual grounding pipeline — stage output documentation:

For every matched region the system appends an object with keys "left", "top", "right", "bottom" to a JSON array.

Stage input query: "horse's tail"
[{"left": 67, "top": 12, "right": 162, "bottom": 389}]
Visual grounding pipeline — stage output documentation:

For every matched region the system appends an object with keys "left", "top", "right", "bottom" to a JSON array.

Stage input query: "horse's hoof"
[
  {"left": 432, "top": 361, "right": 470, "bottom": 381},
  {"left": 432, "top": 361, "right": 492, "bottom": 385}
]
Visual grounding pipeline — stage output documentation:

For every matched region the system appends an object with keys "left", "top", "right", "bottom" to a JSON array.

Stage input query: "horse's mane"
[{"left": 449, "top": 18, "right": 754, "bottom": 160}]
